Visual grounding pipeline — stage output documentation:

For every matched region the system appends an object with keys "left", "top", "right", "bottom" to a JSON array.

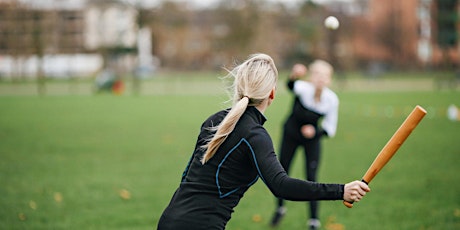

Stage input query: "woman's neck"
[
  {"left": 256, "top": 98, "right": 270, "bottom": 114},
  {"left": 314, "top": 88, "right": 322, "bottom": 103}
]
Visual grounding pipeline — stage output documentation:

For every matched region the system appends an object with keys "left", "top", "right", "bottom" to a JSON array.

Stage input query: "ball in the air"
[{"left": 324, "top": 16, "right": 340, "bottom": 30}]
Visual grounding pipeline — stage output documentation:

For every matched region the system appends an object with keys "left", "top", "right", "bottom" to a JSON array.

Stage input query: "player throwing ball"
[
  {"left": 271, "top": 60, "right": 341, "bottom": 229},
  {"left": 157, "top": 54, "right": 369, "bottom": 230}
]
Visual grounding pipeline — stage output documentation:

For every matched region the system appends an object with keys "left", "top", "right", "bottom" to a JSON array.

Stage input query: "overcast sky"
[
  {"left": 130, "top": 0, "right": 306, "bottom": 8},
  {"left": 123, "top": 0, "right": 355, "bottom": 8},
  {"left": 18, "top": 0, "right": 355, "bottom": 9}
]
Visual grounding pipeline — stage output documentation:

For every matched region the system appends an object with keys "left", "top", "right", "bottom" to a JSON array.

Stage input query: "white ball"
[{"left": 324, "top": 16, "right": 339, "bottom": 30}]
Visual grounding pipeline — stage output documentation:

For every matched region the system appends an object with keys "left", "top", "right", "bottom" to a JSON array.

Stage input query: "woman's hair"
[
  {"left": 201, "top": 53, "right": 278, "bottom": 164},
  {"left": 309, "top": 59, "right": 333, "bottom": 75}
]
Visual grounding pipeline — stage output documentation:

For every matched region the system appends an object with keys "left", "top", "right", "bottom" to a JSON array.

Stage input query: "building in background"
[
  {"left": 326, "top": 0, "right": 458, "bottom": 70},
  {"left": 0, "top": 0, "right": 146, "bottom": 79}
]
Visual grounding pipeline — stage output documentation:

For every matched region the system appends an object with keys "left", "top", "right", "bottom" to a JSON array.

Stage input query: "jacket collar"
[{"left": 246, "top": 106, "right": 267, "bottom": 125}]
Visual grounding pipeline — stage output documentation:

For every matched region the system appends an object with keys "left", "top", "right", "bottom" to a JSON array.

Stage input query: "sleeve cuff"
[{"left": 287, "top": 79, "right": 295, "bottom": 91}]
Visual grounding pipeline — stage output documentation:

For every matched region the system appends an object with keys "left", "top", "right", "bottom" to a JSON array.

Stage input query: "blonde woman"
[
  {"left": 271, "top": 60, "right": 339, "bottom": 229},
  {"left": 157, "top": 54, "right": 369, "bottom": 230}
]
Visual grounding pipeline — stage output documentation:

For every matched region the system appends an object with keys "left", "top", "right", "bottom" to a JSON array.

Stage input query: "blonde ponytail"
[
  {"left": 201, "top": 53, "right": 278, "bottom": 164},
  {"left": 201, "top": 97, "right": 249, "bottom": 164}
]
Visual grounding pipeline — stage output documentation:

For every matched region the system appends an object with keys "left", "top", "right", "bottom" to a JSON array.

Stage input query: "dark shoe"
[{"left": 270, "top": 206, "right": 287, "bottom": 227}]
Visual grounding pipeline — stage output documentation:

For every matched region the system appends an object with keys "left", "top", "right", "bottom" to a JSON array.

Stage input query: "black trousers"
[{"left": 276, "top": 124, "right": 321, "bottom": 219}]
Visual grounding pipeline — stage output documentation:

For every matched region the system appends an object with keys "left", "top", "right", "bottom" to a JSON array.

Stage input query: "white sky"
[
  {"left": 17, "top": 0, "right": 356, "bottom": 10},
  {"left": 123, "top": 0, "right": 354, "bottom": 9}
]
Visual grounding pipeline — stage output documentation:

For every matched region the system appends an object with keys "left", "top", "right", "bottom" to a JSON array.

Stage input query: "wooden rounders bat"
[{"left": 343, "top": 105, "right": 427, "bottom": 208}]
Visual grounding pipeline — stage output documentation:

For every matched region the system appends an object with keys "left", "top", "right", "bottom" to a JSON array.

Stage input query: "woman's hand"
[
  {"left": 343, "top": 181, "right": 370, "bottom": 203},
  {"left": 300, "top": 124, "right": 316, "bottom": 139},
  {"left": 289, "top": 64, "right": 307, "bottom": 80}
]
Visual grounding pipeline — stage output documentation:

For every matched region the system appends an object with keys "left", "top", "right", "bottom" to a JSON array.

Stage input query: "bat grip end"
[{"left": 343, "top": 200, "right": 354, "bottom": 208}]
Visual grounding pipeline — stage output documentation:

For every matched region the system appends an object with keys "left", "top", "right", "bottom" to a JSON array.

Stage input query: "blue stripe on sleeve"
[{"left": 215, "top": 138, "right": 259, "bottom": 198}]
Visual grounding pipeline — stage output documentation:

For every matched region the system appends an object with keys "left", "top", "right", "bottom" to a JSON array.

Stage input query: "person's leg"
[
  {"left": 303, "top": 138, "right": 321, "bottom": 229},
  {"left": 277, "top": 134, "right": 298, "bottom": 206}
]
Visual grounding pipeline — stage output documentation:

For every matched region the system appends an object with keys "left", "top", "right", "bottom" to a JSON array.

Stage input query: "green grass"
[{"left": 0, "top": 76, "right": 459, "bottom": 229}]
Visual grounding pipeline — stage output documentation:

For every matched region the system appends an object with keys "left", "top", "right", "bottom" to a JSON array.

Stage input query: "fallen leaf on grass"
[
  {"left": 325, "top": 215, "right": 345, "bottom": 230},
  {"left": 119, "top": 189, "right": 131, "bottom": 200},
  {"left": 29, "top": 200, "right": 37, "bottom": 210},
  {"left": 54, "top": 192, "right": 63, "bottom": 203},
  {"left": 18, "top": 213, "right": 26, "bottom": 221},
  {"left": 251, "top": 214, "right": 262, "bottom": 223},
  {"left": 325, "top": 223, "right": 345, "bottom": 230},
  {"left": 454, "top": 208, "right": 460, "bottom": 217}
]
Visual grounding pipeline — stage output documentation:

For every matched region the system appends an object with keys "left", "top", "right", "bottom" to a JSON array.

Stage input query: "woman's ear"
[
  {"left": 269, "top": 87, "right": 276, "bottom": 100},
  {"left": 267, "top": 87, "right": 276, "bottom": 107}
]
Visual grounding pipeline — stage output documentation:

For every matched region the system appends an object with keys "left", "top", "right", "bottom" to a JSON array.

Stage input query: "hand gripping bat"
[{"left": 343, "top": 105, "right": 427, "bottom": 208}]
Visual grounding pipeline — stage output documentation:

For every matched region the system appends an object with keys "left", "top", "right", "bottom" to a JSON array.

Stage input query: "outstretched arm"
[{"left": 248, "top": 129, "right": 344, "bottom": 201}]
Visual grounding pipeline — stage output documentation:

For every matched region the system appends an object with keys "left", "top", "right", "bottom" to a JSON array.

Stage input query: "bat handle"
[{"left": 343, "top": 179, "right": 369, "bottom": 208}]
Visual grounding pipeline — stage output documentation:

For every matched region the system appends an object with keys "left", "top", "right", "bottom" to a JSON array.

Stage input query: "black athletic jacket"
[{"left": 157, "top": 106, "right": 344, "bottom": 230}]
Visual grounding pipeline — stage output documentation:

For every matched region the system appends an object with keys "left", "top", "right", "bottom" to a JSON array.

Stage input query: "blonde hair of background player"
[{"left": 201, "top": 53, "right": 278, "bottom": 164}]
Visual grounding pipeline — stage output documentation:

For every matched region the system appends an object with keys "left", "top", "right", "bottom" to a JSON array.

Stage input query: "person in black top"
[
  {"left": 270, "top": 61, "right": 339, "bottom": 229},
  {"left": 157, "top": 54, "right": 369, "bottom": 230}
]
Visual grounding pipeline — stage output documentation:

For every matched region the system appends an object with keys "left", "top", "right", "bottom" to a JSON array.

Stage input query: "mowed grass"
[{"left": 0, "top": 76, "right": 459, "bottom": 230}]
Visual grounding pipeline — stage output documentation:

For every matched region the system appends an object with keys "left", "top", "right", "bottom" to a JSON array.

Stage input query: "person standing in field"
[
  {"left": 157, "top": 54, "right": 369, "bottom": 230},
  {"left": 270, "top": 60, "right": 339, "bottom": 229}
]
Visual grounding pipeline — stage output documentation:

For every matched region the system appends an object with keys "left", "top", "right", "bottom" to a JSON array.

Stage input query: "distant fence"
[
  {"left": 0, "top": 73, "right": 458, "bottom": 96},
  {"left": 0, "top": 54, "right": 103, "bottom": 80}
]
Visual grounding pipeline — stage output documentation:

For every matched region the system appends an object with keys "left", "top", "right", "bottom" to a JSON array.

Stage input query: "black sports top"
[
  {"left": 157, "top": 106, "right": 344, "bottom": 230},
  {"left": 287, "top": 79, "right": 339, "bottom": 138}
]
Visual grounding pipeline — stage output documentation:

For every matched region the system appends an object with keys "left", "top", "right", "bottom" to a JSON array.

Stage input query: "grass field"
[{"left": 1, "top": 73, "right": 459, "bottom": 229}]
